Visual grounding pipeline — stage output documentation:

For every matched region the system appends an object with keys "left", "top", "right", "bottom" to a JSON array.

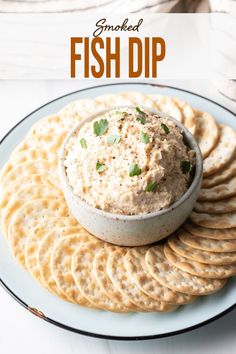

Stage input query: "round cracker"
[
  {"left": 25, "top": 217, "right": 78, "bottom": 283},
  {"left": 194, "top": 110, "right": 219, "bottom": 159},
  {"left": 71, "top": 241, "right": 130, "bottom": 312},
  {"left": 37, "top": 226, "right": 83, "bottom": 299},
  {"left": 147, "top": 94, "right": 183, "bottom": 122},
  {"left": 202, "top": 157, "right": 236, "bottom": 188},
  {"left": 0, "top": 149, "right": 57, "bottom": 184},
  {"left": 124, "top": 246, "right": 195, "bottom": 304},
  {"left": 60, "top": 98, "right": 102, "bottom": 121},
  {"left": 2, "top": 185, "right": 63, "bottom": 237},
  {"left": 120, "top": 91, "right": 157, "bottom": 108},
  {"left": 179, "top": 230, "right": 236, "bottom": 253},
  {"left": 198, "top": 176, "right": 236, "bottom": 201},
  {"left": 16, "top": 114, "right": 76, "bottom": 153},
  {"left": 107, "top": 247, "right": 176, "bottom": 312},
  {"left": 0, "top": 174, "right": 55, "bottom": 228},
  {"left": 203, "top": 124, "right": 236, "bottom": 177},
  {"left": 0, "top": 160, "right": 59, "bottom": 191},
  {"left": 174, "top": 98, "right": 196, "bottom": 135},
  {"left": 164, "top": 244, "right": 236, "bottom": 279},
  {"left": 93, "top": 246, "right": 137, "bottom": 311},
  {"left": 95, "top": 92, "right": 148, "bottom": 113},
  {"left": 8, "top": 198, "right": 70, "bottom": 267},
  {"left": 61, "top": 92, "right": 154, "bottom": 122},
  {"left": 190, "top": 210, "right": 236, "bottom": 229},
  {"left": 95, "top": 93, "right": 135, "bottom": 110},
  {"left": 51, "top": 234, "right": 94, "bottom": 306},
  {"left": 145, "top": 245, "right": 226, "bottom": 295},
  {"left": 13, "top": 131, "right": 67, "bottom": 155},
  {"left": 195, "top": 195, "right": 236, "bottom": 214},
  {"left": 183, "top": 220, "right": 236, "bottom": 240},
  {"left": 168, "top": 235, "right": 236, "bottom": 265},
  {"left": 26, "top": 114, "right": 80, "bottom": 138}
]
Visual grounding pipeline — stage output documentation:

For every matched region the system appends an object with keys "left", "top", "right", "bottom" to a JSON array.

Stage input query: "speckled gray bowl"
[{"left": 58, "top": 107, "right": 203, "bottom": 246}]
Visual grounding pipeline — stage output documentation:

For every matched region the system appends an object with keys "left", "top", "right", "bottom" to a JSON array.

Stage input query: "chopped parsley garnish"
[
  {"left": 181, "top": 160, "right": 191, "bottom": 174},
  {"left": 96, "top": 162, "right": 107, "bottom": 173},
  {"left": 80, "top": 138, "right": 87, "bottom": 149},
  {"left": 129, "top": 163, "right": 142, "bottom": 177},
  {"left": 93, "top": 119, "right": 109, "bottom": 136},
  {"left": 161, "top": 123, "right": 170, "bottom": 134},
  {"left": 136, "top": 107, "right": 147, "bottom": 125},
  {"left": 140, "top": 131, "right": 150, "bottom": 144},
  {"left": 106, "top": 135, "right": 121, "bottom": 146},
  {"left": 145, "top": 181, "right": 157, "bottom": 192}
]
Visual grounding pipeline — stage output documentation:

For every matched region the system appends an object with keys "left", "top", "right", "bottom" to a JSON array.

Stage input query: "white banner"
[{"left": 0, "top": 13, "right": 235, "bottom": 79}]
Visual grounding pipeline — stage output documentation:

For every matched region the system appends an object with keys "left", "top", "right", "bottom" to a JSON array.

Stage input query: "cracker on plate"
[
  {"left": 13, "top": 131, "right": 68, "bottom": 155},
  {"left": 51, "top": 234, "right": 94, "bottom": 306},
  {"left": 164, "top": 244, "right": 236, "bottom": 279},
  {"left": 194, "top": 110, "right": 219, "bottom": 159},
  {"left": 0, "top": 174, "right": 55, "bottom": 229},
  {"left": 0, "top": 149, "right": 57, "bottom": 184},
  {"left": 37, "top": 226, "right": 83, "bottom": 298},
  {"left": 169, "top": 234, "right": 236, "bottom": 265},
  {"left": 203, "top": 124, "right": 236, "bottom": 177},
  {"left": 107, "top": 247, "right": 176, "bottom": 312},
  {"left": 72, "top": 241, "right": 130, "bottom": 312},
  {"left": 8, "top": 198, "right": 70, "bottom": 267},
  {"left": 0, "top": 160, "right": 59, "bottom": 191},
  {"left": 179, "top": 229, "right": 236, "bottom": 252},
  {"left": 183, "top": 220, "right": 236, "bottom": 240},
  {"left": 2, "top": 184, "right": 63, "bottom": 237},
  {"left": 190, "top": 210, "right": 236, "bottom": 229},
  {"left": 198, "top": 176, "right": 236, "bottom": 201},
  {"left": 202, "top": 157, "right": 236, "bottom": 188},
  {"left": 25, "top": 217, "right": 78, "bottom": 284},
  {"left": 26, "top": 114, "right": 80, "bottom": 138},
  {"left": 174, "top": 98, "right": 196, "bottom": 135},
  {"left": 145, "top": 245, "right": 226, "bottom": 295},
  {"left": 61, "top": 97, "right": 108, "bottom": 121},
  {"left": 195, "top": 196, "right": 236, "bottom": 214},
  {"left": 124, "top": 246, "right": 195, "bottom": 304},
  {"left": 147, "top": 94, "right": 183, "bottom": 122},
  {"left": 93, "top": 246, "right": 137, "bottom": 311},
  {"left": 117, "top": 91, "right": 158, "bottom": 108}
]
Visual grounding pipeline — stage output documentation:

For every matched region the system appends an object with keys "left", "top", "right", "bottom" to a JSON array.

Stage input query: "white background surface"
[{"left": 0, "top": 79, "right": 235, "bottom": 354}]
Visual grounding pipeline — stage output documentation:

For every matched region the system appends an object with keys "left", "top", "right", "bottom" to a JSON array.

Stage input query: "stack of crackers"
[{"left": 0, "top": 91, "right": 235, "bottom": 312}]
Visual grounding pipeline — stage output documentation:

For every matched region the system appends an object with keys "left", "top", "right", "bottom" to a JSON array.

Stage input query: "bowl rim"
[{"left": 58, "top": 106, "right": 203, "bottom": 221}]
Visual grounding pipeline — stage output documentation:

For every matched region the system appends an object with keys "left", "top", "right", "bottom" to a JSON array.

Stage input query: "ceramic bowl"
[{"left": 58, "top": 107, "right": 203, "bottom": 246}]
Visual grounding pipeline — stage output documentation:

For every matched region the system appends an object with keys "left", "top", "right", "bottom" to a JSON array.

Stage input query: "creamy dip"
[{"left": 64, "top": 107, "right": 194, "bottom": 215}]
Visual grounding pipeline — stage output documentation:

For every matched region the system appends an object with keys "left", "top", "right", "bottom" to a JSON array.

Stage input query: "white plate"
[{"left": 0, "top": 83, "right": 235, "bottom": 340}]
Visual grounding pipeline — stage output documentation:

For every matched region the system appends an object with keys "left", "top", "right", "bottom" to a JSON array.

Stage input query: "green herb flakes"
[
  {"left": 161, "top": 123, "right": 170, "bottom": 134},
  {"left": 106, "top": 135, "right": 121, "bottom": 146},
  {"left": 80, "top": 138, "right": 87, "bottom": 149},
  {"left": 96, "top": 162, "right": 107, "bottom": 173},
  {"left": 129, "top": 163, "right": 142, "bottom": 177},
  {"left": 145, "top": 181, "right": 157, "bottom": 192},
  {"left": 93, "top": 119, "right": 109, "bottom": 136},
  {"left": 140, "top": 131, "right": 150, "bottom": 144},
  {"left": 136, "top": 107, "right": 147, "bottom": 125}
]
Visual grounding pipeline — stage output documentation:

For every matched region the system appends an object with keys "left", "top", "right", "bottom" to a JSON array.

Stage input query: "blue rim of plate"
[{"left": 0, "top": 82, "right": 235, "bottom": 341}]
